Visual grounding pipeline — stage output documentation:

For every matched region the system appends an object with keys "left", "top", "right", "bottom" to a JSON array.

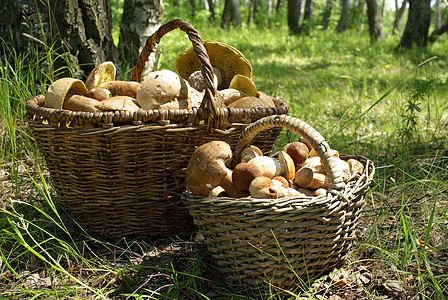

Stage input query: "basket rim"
[
  {"left": 25, "top": 95, "right": 289, "bottom": 128},
  {"left": 182, "top": 154, "right": 375, "bottom": 207}
]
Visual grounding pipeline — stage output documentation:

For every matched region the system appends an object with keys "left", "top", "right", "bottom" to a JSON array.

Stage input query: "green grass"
[{"left": 1, "top": 4, "right": 448, "bottom": 299}]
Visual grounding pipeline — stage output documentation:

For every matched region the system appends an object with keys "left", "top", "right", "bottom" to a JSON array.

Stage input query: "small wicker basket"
[
  {"left": 25, "top": 19, "right": 288, "bottom": 238},
  {"left": 182, "top": 115, "right": 374, "bottom": 292}
]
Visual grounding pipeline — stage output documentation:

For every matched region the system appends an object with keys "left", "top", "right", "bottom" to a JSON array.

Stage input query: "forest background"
[{"left": 0, "top": 0, "right": 448, "bottom": 299}]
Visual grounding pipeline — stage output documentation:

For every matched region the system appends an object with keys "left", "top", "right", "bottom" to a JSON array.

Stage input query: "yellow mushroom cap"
[
  {"left": 85, "top": 61, "right": 117, "bottom": 90},
  {"left": 229, "top": 74, "right": 257, "bottom": 97},
  {"left": 174, "top": 40, "right": 253, "bottom": 89},
  {"left": 44, "top": 78, "right": 88, "bottom": 109}
]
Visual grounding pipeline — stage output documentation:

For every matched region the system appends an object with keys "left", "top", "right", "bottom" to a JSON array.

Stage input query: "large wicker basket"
[
  {"left": 25, "top": 19, "right": 288, "bottom": 238},
  {"left": 182, "top": 115, "right": 374, "bottom": 292}
]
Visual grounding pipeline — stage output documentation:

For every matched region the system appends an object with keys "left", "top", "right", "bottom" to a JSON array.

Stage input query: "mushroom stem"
[{"left": 220, "top": 170, "right": 249, "bottom": 198}]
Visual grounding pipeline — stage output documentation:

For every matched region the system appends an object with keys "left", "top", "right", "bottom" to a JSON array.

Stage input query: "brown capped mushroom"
[
  {"left": 63, "top": 95, "right": 100, "bottom": 112},
  {"left": 44, "top": 77, "right": 89, "bottom": 109},
  {"left": 185, "top": 141, "right": 246, "bottom": 197},
  {"left": 256, "top": 91, "right": 276, "bottom": 108},
  {"left": 285, "top": 141, "right": 309, "bottom": 166},
  {"left": 247, "top": 156, "right": 282, "bottom": 178},
  {"left": 85, "top": 87, "right": 111, "bottom": 100},
  {"left": 175, "top": 40, "right": 253, "bottom": 89},
  {"left": 249, "top": 176, "right": 287, "bottom": 199},
  {"left": 232, "top": 162, "right": 263, "bottom": 192},
  {"left": 94, "top": 96, "right": 141, "bottom": 112},
  {"left": 294, "top": 166, "right": 327, "bottom": 189},
  {"left": 227, "top": 96, "right": 273, "bottom": 108},
  {"left": 136, "top": 70, "right": 202, "bottom": 110},
  {"left": 100, "top": 81, "right": 142, "bottom": 98},
  {"left": 219, "top": 89, "right": 248, "bottom": 106}
]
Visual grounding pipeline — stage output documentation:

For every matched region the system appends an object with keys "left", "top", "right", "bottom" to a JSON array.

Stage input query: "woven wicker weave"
[
  {"left": 25, "top": 19, "right": 288, "bottom": 238},
  {"left": 182, "top": 115, "right": 374, "bottom": 292}
]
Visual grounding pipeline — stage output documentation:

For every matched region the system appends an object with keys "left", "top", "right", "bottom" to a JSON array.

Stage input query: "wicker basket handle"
[
  {"left": 130, "top": 19, "right": 219, "bottom": 124},
  {"left": 234, "top": 115, "right": 345, "bottom": 192}
]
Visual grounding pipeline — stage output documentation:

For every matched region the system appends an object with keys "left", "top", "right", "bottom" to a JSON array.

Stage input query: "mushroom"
[
  {"left": 100, "top": 81, "right": 142, "bottom": 98},
  {"left": 174, "top": 40, "right": 253, "bottom": 89},
  {"left": 284, "top": 141, "right": 309, "bottom": 166},
  {"left": 247, "top": 152, "right": 294, "bottom": 180},
  {"left": 44, "top": 77, "right": 99, "bottom": 112},
  {"left": 232, "top": 162, "right": 263, "bottom": 192},
  {"left": 187, "top": 67, "right": 223, "bottom": 92},
  {"left": 94, "top": 96, "right": 141, "bottom": 112},
  {"left": 227, "top": 96, "right": 273, "bottom": 108},
  {"left": 294, "top": 166, "right": 328, "bottom": 189},
  {"left": 136, "top": 70, "right": 202, "bottom": 110},
  {"left": 272, "top": 176, "right": 289, "bottom": 188},
  {"left": 240, "top": 145, "right": 263, "bottom": 163},
  {"left": 185, "top": 141, "right": 246, "bottom": 197},
  {"left": 256, "top": 91, "right": 276, "bottom": 107},
  {"left": 249, "top": 176, "right": 288, "bottom": 199},
  {"left": 347, "top": 158, "right": 364, "bottom": 180},
  {"left": 309, "top": 148, "right": 339, "bottom": 158},
  {"left": 247, "top": 156, "right": 282, "bottom": 178},
  {"left": 229, "top": 74, "right": 257, "bottom": 97},
  {"left": 278, "top": 151, "right": 295, "bottom": 181},
  {"left": 85, "top": 87, "right": 111, "bottom": 100},
  {"left": 85, "top": 61, "right": 116, "bottom": 90},
  {"left": 219, "top": 89, "right": 248, "bottom": 106},
  {"left": 302, "top": 156, "right": 326, "bottom": 174}
]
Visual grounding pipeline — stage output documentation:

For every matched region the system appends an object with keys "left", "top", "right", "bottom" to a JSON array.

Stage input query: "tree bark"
[
  {"left": 119, "top": 0, "right": 162, "bottom": 78},
  {"left": 1, "top": 0, "right": 118, "bottom": 79},
  {"left": 222, "top": 0, "right": 242, "bottom": 28},
  {"left": 429, "top": 18, "right": 448, "bottom": 42},
  {"left": 399, "top": 0, "right": 431, "bottom": 48},
  {"left": 393, "top": 0, "right": 408, "bottom": 34},
  {"left": 303, "top": 0, "right": 315, "bottom": 21},
  {"left": 288, "top": 0, "right": 302, "bottom": 34},
  {"left": 207, "top": 0, "right": 216, "bottom": 23},
  {"left": 434, "top": 0, "right": 441, "bottom": 30},
  {"left": 190, "top": 0, "right": 196, "bottom": 17},
  {"left": 336, "top": 0, "right": 351, "bottom": 33},
  {"left": 366, "top": 0, "right": 385, "bottom": 42},
  {"left": 321, "top": 0, "right": 334, "bottom": 29}
]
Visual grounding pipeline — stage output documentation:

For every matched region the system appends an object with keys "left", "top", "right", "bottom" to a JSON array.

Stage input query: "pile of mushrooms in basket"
[
  {"left": 41, "top": 40, "right": 276, "bottom": 120},
  {"left": 185, "top": 140, "right": 365, "bottom": 199}
]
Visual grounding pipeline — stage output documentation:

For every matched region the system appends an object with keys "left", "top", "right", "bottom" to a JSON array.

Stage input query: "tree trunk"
[
  {"left": 393, "top": 0, "right": 408, "bottom": 34},
  {"left": 429, "top": 18, "right": 448, "bottom": 42},
  {"left": 336, "top": 0, "right": 351, "bottom": 33},
  {"left": 288, "top": 0, "right": 302, "bottom": 34},
  {"left": 207, "top": 0, "right": 216, "bottom": 23},
  {"left": 399, "top": 0, "right": 431, "bottom": 48},
  {"left": 303, "top": 0, "right": 315, "bottom": 21},
  {"left": 434, "top": 0, "right": 441, "bottom": 30},
  {"left": 321, "top": 0, "right": 334, "bottom": 29},
  {"left": 276, "top": 0, "right": 283, "bottom": 14},
  {"left": 222, "top": 0, "right": 242, "bottom": 28},
  {"left": 248, "top": 0, "right": 256, "bottom": 25},
  {"left": 119, "top": 0, "right": 162, "bottom": 79},
  {"left": 366, "top": 0, "right": 385, "bottom": 42},
  {"left": 232, "top": 0, "right": 242, "bottom": 27},
  {"left": 190, "top": 0, "right": 196, "bottom": 17},
  {"left": 1, "top": 0, "right": 118, "bottom": 79}
]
